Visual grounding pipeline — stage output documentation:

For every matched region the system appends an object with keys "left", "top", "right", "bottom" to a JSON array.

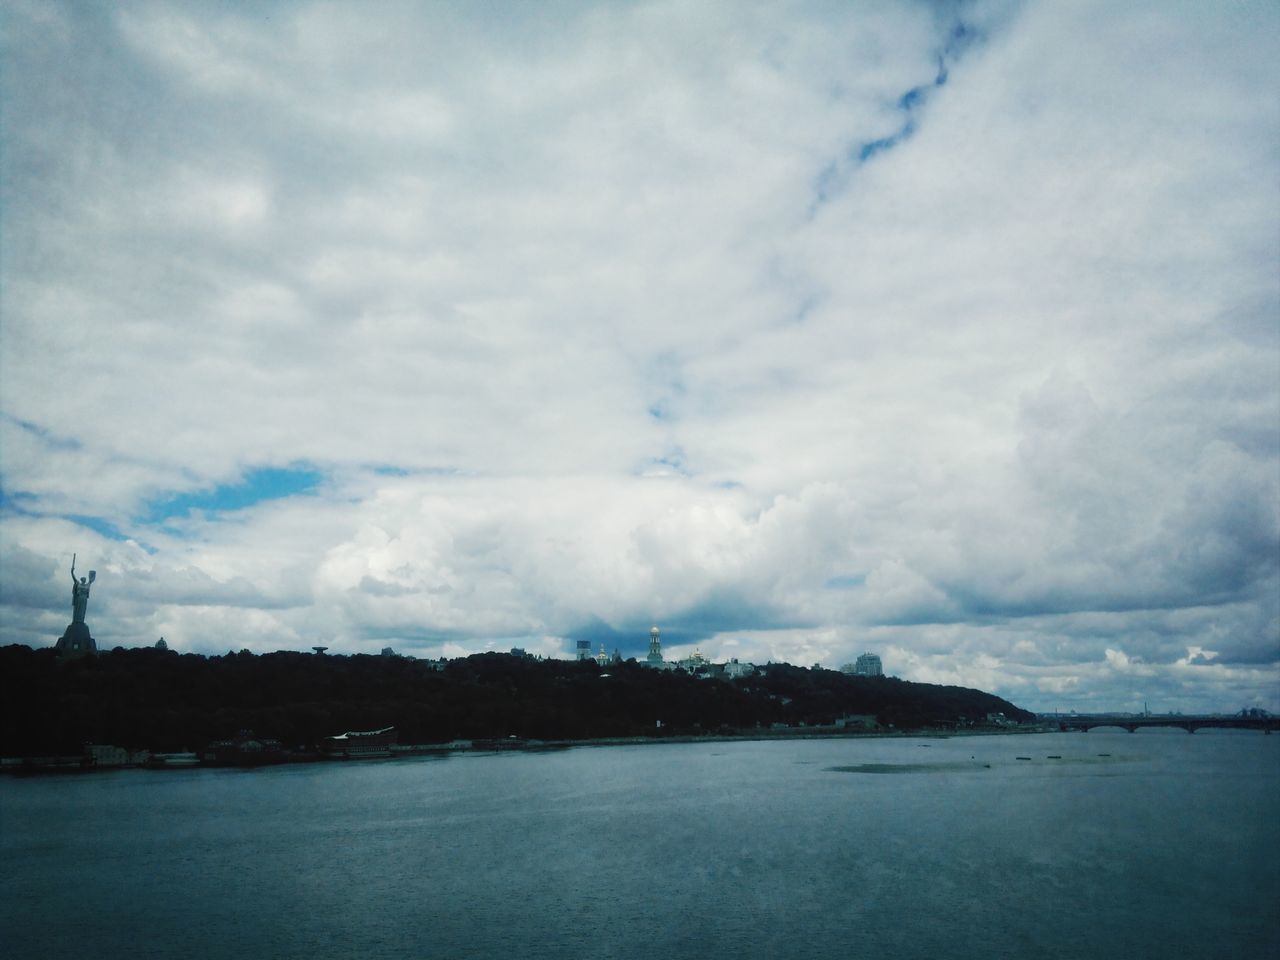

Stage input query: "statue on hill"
[
  {"left": 71, "top": 554, "right": 95, "bottom": 623},
  {"left": 56, "top": 553, "right": 98, "bottom": 657}
]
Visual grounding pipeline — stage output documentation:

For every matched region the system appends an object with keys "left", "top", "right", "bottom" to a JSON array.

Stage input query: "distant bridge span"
[{"left": 1057, "top": 715, "right": 1278, "bottom": 734}]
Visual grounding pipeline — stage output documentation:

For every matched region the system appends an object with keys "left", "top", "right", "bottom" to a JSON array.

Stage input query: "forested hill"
[{"left": 0, "top": 645, "right": 1035, "bottom": 756}]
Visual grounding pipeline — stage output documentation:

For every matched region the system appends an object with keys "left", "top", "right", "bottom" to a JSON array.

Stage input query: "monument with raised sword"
[{"left": 55, "top": 553, "right": 97, "bottom": 657}]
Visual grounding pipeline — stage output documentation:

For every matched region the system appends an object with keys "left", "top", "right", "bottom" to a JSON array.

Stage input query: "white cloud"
[{"left": 2, "top": 0, "right": 1277, "bottom": 712}]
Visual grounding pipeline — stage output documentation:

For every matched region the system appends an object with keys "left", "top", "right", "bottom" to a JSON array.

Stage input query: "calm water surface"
[{"left": 2, "top": 731, "right": 1277, "bottom": 960}]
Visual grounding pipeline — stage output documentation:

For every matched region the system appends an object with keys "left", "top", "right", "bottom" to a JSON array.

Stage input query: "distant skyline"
[{"left": 1, "top": 1, "right": 1277, "bottom": 713}]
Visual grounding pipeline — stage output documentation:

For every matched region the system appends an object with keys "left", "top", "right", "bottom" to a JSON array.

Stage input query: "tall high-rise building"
[
  {"left": 576, "top": 639, "right": 591, "bottom": 661},
  {"left": 854, "top": 652, "right": 883, "bottom": 677}
]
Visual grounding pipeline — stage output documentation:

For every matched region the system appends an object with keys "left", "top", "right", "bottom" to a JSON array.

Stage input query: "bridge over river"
[{"left": 1055, "top": 713, "right": 1278, "bottom": 734}]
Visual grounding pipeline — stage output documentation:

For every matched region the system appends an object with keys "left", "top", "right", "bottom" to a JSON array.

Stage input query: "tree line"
[{"left": 0, "top": 644, "right": 1035, "bottom": 756}]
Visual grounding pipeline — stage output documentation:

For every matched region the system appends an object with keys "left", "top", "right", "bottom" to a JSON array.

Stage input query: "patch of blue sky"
[
  {"left": 65, "top": 514, "right": 129, "bottom": 541},
  {"left": 1, "top": 483, "right": 133, "bottom": 542},
  {"left": 0, "top": 486, "right": 40, "bottom": 514},
  {"left": 364, "top": 464, "right": 463, "bottom": 478},
  {"left": 142, "top": 464, "right": 324, "bottom": 523},
  {"left": 898, "top": 84, "right": 929, "bottom": 110},
  {"left": 942, "top": 19, "right": 978, "bottom": 62},
  {"left": 810, "top": 17, "right": 976, "bottom": 215},
  {"left": 857, "top": 123, "right": 915, "bottom": 163}
]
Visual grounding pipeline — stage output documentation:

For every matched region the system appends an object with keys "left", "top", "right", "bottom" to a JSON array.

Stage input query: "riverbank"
[
  {"left": 2, "top": 646, "right": 1038, "bottom": 760},
  {"left": 1, "top": 723, "right": 1058, "bottom": 775}
]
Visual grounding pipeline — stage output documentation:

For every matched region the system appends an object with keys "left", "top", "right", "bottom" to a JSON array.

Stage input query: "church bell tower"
[{"left": 647, "top": 625, "right": 663, "bottom": 663}]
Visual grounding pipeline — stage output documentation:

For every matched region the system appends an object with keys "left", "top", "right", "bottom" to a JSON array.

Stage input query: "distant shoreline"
[
  {"left": 525, "top": 725, "right": 1055, "bottom": 750},
  {"left": 11, "top": 720, "right": 1269, "bottom": 776},
  {"left": 1, "top": 724, "right": 1060, "bottom": 776}
]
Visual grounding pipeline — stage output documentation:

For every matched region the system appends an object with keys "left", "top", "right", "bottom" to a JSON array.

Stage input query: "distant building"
[
  {"left": 834, "top": 715, "right": 877, "bottom": 730},
  {"left": 646, "top": 625, "right": 663, "bottom": 664},
  {"left": 322, "top": 726, "right": 397, "bottom": 759},
  {"left": 576, "top": 639, "right": 592, "bottom": 661},
  {"left": 843, "top": 653, "right": 883, "bottom": 677},
  {"left": 380, "top": 646, "right": 396, "bottom": 657},
  {"left": 595, "top": 644, "right": 610, "bottom": 667},
  {"left": 723, "top": 658, "right": 755, "bottom": 679},
  {"left": 676, "top": 649, "right": 711, "bottom": 673},
  {"left": 204, "top": 730, "right": 286, "bottom": 766},
  {"left": 155, "top": 637, "right": 168, "bottom": 651},
  {"left": 85, "top": 744, "right": 129, "bottom": 767}
]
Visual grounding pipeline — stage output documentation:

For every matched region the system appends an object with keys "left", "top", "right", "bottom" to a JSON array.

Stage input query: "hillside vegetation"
[{"left": 0, "top": 645, "right": 1035, "bottom": 756}]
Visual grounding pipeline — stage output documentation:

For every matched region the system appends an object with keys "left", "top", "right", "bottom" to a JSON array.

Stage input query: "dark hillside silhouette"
[{"left": 0, "top": 645, "right": 1034, "bottom": 756}]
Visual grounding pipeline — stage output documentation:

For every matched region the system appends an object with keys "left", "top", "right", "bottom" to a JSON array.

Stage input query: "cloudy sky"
[{"left": 2, "top": 0, "right": 1277, "bottom": 713}]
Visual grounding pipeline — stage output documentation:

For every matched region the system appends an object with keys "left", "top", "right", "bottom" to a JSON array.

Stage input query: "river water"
[{"left": 2, "top": 730, "right": 1277, "bottom": 960}]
